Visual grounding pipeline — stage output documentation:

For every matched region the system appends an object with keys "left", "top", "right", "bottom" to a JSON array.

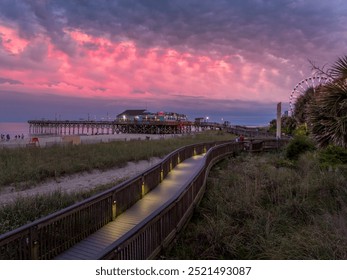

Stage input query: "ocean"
[{"left": 0, "top": 122, "right": 30, "bottom": 139}]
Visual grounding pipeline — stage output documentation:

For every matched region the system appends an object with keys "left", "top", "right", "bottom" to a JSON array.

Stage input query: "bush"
[
  {"left": 165, "top": 152, "right": 347, "bottom": 260},
  {"left": 293, "top": 124, "right": 308, "bottom": 136},
  {"left": 318, "top": 145, "right": 347, "bottom": 166},
  {"left": 285, "top": 136, "right": 316, "bottom": 160}
]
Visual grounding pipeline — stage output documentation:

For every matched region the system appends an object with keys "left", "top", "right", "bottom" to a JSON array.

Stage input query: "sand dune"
[{"left": 0, "top": 157, "right": 162, "bottom": 206}]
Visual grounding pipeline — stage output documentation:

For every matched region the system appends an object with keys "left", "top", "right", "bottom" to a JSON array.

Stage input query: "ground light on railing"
[
  {"left": 112, "top": 201, "right": 117, "bottom": 220},
  {"left": 142, "top": 182, "right": 146, "bottom": 197},
  {"left": 161, "top": 169, "right": 164, "bottom": 181}
]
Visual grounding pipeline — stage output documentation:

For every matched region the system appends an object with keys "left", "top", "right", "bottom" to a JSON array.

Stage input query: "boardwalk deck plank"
[{"left": 55, "top": 154, "right": 206, "bottom": 260}]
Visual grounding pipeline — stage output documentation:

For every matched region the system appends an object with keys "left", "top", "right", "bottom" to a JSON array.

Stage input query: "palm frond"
[
  {"left": 307, "top": 82, "right": 347, "bottom": 148},
  {"left": 330, "top": 55, "right": 347, "bottom": 81}
]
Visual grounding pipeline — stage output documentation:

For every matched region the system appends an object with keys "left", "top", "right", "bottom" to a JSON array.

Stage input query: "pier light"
[{"left": 123, "top": 115, "right": 126, "bottom": 121}]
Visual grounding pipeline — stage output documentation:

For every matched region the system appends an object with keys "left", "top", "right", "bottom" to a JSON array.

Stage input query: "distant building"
[
  {"left": 116, "top": 109, "right": 148, "bottom": 121},
  {"left": 116, "top": 109, "right": 188, "bottom": 122},
  {"left": 194, "top": 117, "right": 205, "bottom": 124}
]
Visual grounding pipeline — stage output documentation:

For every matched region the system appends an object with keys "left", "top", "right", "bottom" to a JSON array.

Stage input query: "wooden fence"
[{"left": 0, "top": 139, "right": 288, "bottom": 260}]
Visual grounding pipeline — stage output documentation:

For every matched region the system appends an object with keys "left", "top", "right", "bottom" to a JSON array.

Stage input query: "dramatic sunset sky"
[{"left": 0, "top": 0, "right": 346, "bottom": 125}]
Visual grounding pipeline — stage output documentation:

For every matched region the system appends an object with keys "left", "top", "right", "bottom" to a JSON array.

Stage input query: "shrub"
[
  {"left": 293, "top": 124, "right": 308, "bottom": 136},
  {"left": 285, "top": 136, "right": 315, "bottom": 160},
  {"left": 318, "top": 145, "right": 347, "bottom": 166}
]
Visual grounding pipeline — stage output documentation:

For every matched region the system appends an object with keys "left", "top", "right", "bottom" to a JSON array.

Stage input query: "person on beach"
[{"left": 6, "top": 134, "right": 10, "bottom": 141}]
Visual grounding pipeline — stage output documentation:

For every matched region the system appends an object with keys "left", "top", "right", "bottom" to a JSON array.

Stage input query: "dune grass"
[
  {"left": 0, "top": 131, "right": 232, "bottom": 188},
  {"left": 0, "top": 131, "right": 232, "bottom": 234},
  {"left": 0, "top": 179, "right": 126, "bottom": 235},
  {"left": 164, "top": 151, "right": 347, "bottom": 259}
]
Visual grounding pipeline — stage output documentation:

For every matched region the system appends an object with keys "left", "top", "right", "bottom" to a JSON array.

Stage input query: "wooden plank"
[
  {"left": 76, "top": 240, "right": 104, "bottom": 251},
  {"left": 85, "top": 236, "right": 116, "bottom": 247},
  {"left": 55, "top": 253, "right": 85, "bottom": 260},
  {"left": 55, "top": 250, "right": 89, "bottom": 260},
  {"left": 85, "top": 232, "right": 117, "bottom": 243},
  {"left": 55, "top": 154, "right": 206, "bottom": 260},
  {"left": 66, "top": 245, "right": 97, "bottom": 256}
]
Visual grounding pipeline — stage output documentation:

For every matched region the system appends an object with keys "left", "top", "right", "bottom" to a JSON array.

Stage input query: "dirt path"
[{"left": 0, "top": 157, "right": 162, "bottom": 206}]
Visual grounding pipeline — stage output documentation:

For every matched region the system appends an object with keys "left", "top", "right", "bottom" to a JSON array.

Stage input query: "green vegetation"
[
  {"left": 0, "top": 131, "right": 232, "bottom": 188},
  {"left": 293, "top": 87, "right": 315, "bottom": 124},
  {"left": 0, "top": 131, "right": 232, "bottom": 234},
  {"left": 318, "top": 145, "right": 347, "bottom": 167},
  {"left": 269, "top": 55, "right": 347, "bottom": 145},
  {"left": 268, "top": 115, "right": 297, "bottom": 136},
  {"left": 164, "top": 151, "right": 347, "bottom": 259},
  {"left": 158, "top": 63, "right": 347, "bottom": 259},
  {"left": 294, "top": 55, "right": 347, "bottom": 147},
  {"left": 285, "top": 135, "right": 315, "bottom": 160},
  {"left": 0, "top": 179, "right": 125, "bottom": 234},
  {"left": 307, "top": 82, "right": 347, "bottom": 147}
]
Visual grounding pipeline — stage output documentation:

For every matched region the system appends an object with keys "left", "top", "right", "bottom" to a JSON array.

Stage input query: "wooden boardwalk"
[{"left": 55, "top": 154, "right": 206, "bottom": 260}]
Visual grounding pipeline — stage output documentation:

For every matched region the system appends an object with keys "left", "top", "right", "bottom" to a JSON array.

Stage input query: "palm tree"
[
  {"left": 307, "top": 83, "right": 347, "bottom": 147},
  {"left": 330, "top": 55, "right": 347, "bottom": 82},
  {"left": 306, "top": 56, "right": 347, "bottom": 148}
]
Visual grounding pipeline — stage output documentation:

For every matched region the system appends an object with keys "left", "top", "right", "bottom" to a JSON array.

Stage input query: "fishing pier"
[{"left": 27, "top": 120, "right": 198, "bottom": 136}]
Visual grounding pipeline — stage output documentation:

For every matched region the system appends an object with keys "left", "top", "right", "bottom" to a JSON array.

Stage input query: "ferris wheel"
[{"left": 289, "top": 76, "right": 331, "bottom": 114}]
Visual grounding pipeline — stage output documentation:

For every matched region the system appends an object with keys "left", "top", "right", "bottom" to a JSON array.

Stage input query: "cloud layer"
[{"left": 0, "top": 0, "right": 346, "bottom": 124}]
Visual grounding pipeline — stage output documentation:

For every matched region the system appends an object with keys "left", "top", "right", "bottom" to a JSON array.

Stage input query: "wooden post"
[
  {"left": 30, "top": 226, "right": 39, "bottom": 259},
  {"left": 276, "top": 102, "right": 281, "bottom": 139}
]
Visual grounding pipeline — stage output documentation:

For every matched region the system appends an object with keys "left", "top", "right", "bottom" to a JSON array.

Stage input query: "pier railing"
[{"left": 0, "top": 138, "right": 288, "bottom": 260}]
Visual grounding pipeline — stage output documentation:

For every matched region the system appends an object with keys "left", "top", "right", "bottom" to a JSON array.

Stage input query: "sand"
[
  {"left": 0, "top": 133, "right": 185, "bottom": 206},
  {"left": 0, "top": 157, "right": 162, "bottom": 206},
  {"left": 0, "top": 133, "right": 182, "bottom": 149}
]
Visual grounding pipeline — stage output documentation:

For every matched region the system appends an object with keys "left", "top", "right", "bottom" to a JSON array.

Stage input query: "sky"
[{"left": 0, "top": 0, "right": 346, "bottom": 125}]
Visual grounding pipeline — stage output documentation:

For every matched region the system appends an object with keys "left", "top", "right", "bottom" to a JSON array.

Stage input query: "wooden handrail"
[{"left": 0, "top": 139, "right": 288, "bottom": 260}]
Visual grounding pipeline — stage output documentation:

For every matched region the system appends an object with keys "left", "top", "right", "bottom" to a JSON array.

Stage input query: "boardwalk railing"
[
  {"left": 0, "top": 139, "right": 288, "bottom": 260},
  {"left": 245, "top": 138, "right": 290, "bottom": 152}
]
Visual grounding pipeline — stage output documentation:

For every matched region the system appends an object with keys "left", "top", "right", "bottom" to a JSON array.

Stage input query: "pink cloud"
[
  {"left": 0, "top": 25, "right": 29, "bottom": 54},
  {"left": 1, "top": 25, "right": 288, "bottom": 104}
]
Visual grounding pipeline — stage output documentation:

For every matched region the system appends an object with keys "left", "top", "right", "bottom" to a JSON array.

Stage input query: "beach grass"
[
  {"left": 0, "top": 178, "right": 126, "bottom": 234},
  {"left": 0, "top": 131, "right": 232, "bottom": 188},
  {"left": 0, "top": 131, "right": 233, "bottom": 234},
  {"left": 164, "top": 151, "right": 347, "bottom": 259}
]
